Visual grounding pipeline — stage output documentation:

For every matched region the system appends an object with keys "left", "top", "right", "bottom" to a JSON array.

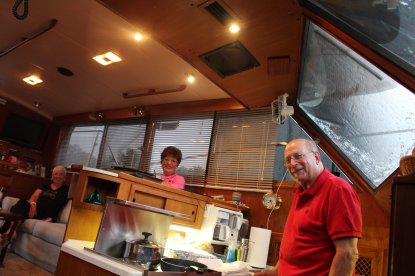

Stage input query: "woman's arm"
[{"left": 28, "top": 189, "right": 43, "bottom": 218}]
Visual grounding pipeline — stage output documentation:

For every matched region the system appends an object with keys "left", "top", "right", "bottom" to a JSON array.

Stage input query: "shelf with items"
[{"left": 73, "top": 170, "right": 131, "bottom": 212}]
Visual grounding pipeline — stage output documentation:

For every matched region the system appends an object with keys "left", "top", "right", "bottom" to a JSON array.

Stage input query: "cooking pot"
[
  {"left": 160, "top": 257, "right": 209, "bottom": 273},
  {"left": 123, "top": 232, "right": 164, "bottom": 270}
]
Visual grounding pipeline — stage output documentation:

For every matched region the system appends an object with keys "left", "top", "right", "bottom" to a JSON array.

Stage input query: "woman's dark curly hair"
[{"left": 161, "top": 146, "right": 182, "bottom": 164}]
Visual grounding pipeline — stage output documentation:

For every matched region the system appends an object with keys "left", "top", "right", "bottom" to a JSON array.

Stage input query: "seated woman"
[
  {"left": 0, "top": 165, "right": 69, "bottom": 238},
  {"left": 155, "top": 146, "right": 185, "bottom": 189}
]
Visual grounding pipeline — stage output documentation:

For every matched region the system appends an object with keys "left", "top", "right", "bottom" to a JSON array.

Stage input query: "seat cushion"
[
  {"left": 31, "top": 221, "right": 66, "bottom": 246},
  {"left": 57, "top": 200, "right": 72, "bottom": 224},
  {"left": 18, "top": 219, "right": 39, "bottom": 235}
]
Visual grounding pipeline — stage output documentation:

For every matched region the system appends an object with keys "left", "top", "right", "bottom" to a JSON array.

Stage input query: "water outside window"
[{"left": 298, "top": 21, "right": 415, "bottom": 188}]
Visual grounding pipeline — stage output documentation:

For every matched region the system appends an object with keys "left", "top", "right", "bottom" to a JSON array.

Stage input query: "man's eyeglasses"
[{"left": 285, "top": 152, "right": 313, "bottom": 165}]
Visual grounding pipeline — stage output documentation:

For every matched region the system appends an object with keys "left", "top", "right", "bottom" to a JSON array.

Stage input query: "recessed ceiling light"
[
  {"left": 187, "top": 74, "right": 195, "bottom": 83},
  {"left": 134, "top": 33, "right": 143, "bottom": 41},
  {"left": 23, "top": 75, "right": 43, "bottom": 85},
  {"left": 229, "top": 24, "right": 240, "bottom": 33},
  {"left": 93, "top": 52, "right": 122, "bottom": 66}
]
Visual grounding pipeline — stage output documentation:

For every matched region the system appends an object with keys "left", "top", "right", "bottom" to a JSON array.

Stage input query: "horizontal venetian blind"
[
  {"left": 141, "top": 113, "right": 214, "bottom": 186},
  {"left": 98, "top": 118, "right": 148, "bottom": 169},
  {"left": 206, "top": 108, "right": 276, "bottom": 191},
  {"left": 54, "top": 124, "right": 105, "bottom": 167}
]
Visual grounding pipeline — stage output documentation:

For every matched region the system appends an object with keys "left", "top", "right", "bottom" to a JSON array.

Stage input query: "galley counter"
[{"left": 64, "top": 168, "right": 244, "bottom": 243}]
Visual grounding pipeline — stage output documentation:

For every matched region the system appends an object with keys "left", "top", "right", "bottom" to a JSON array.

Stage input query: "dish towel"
[{"left": 197, "top": 259, "right": 254, "bottom": 275}]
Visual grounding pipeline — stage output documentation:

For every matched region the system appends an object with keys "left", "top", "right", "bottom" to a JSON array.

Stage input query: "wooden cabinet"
[
  {"left": 73, "top": 170, "right": 131, "bottom": 212},
  {"left": 65, "top": 169, "right": 219, "bottom": 242},
  {"left": 125, "top": 173, "right": 207, "bottom": 229},
  {"left": 66, "top": 169, "right": 132, "bottom": 241},
  {"left": 388, "top": 174, "right": 415, "bottom": 276},
  {"left": 0, "top": 167, "right": 50, "bottom": 201},
  {"left": 165, "top": 198, "right": 204, "bottom": 228}
]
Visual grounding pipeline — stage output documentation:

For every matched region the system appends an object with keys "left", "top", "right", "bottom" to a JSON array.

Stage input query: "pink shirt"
[{"left": 156, "top": 174, "right": 185, "bottom": 189}]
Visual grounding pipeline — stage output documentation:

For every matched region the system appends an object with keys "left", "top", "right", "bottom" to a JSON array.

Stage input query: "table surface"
[
  {"left": 0, "top": 209, "right": 26, "bottom": 266},
  {"left": 0, "top": 209, "right": 26, "bottom": 220}
]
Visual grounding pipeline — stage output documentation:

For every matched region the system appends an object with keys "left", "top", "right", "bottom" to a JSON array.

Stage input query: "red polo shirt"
[{"left": 278, "top": 169, "right": 362, "bottom": 276}]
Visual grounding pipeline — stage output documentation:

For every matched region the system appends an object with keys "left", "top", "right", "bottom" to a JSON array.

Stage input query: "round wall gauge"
[{"left": 262, "top": 192, "right": 282, "bottom": 209}]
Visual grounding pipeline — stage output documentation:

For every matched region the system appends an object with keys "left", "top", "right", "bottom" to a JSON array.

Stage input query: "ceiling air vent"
[
  {"left": 204, "top": 1, "right": 234, "bottom": 26},
  {"left": 199, "top": 41, "right": 260, "bottom": 77}
]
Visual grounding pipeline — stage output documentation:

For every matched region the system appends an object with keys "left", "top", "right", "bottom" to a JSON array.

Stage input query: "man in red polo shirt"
[{"left": 255, "top": 138, "right": 362, "bottom": 276}]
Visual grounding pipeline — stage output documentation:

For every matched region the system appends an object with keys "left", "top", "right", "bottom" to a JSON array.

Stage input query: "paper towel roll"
[{"left": 247, "top": 227, "right": 271, "bottom": 269}]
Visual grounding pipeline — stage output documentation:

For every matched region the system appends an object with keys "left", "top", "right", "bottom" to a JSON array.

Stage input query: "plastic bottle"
[
  {"left": 226, "top": 238, "right": 237, "bottom": 263},
  {"left": 240, "top": 238, "right": 249, "bottom": 262}
]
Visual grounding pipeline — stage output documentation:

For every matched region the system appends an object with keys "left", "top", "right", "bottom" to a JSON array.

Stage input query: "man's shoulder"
[{"left": 324, "top": 171, "right": 354, "bottom": 190}]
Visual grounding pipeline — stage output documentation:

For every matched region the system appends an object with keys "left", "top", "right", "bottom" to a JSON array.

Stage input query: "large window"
[
  {"left": 55, "top": 109, "right": 279, "bottom": 191},
  {"left": 98, "top": 121, "right": 147, "bottom": 168},
  {"left": 298, "top": 21, "right": 415, "bottom": 188},
  {"left": 55, "top": 115, "right": 213, "bottom": 186},
  {"left": 206, "top": 108, "right": 277, "bottom": 191},
  {"left": 303, "top": 0, "right": 415, "bottom": 76},
  {"left": 55, "top": 119, "right": 147, "bottom": 169},
  {"left": 55, "top": 124, "right": 104, "bottom": 167}
]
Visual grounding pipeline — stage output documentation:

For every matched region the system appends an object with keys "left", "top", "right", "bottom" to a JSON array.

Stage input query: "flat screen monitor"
[{"left": 1, "top": 113, "right": 45, "bottom": 149}]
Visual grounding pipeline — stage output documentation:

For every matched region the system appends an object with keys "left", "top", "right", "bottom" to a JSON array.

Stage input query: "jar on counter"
[{"left": 240, "top": 238, "right": 249, "bottom": 262}]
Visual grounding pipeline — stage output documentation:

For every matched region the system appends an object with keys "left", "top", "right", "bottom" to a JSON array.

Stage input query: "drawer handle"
[
  {"left": 132, "top": 198, "right": 136, "bottom": 202},
  {"left": 192, "top": 211, "right": 195, "bottom": 215}
]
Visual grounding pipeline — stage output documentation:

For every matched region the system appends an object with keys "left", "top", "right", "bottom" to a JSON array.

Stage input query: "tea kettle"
[{"left": 123, "top": 232, "right": 164, "bottom": 270}]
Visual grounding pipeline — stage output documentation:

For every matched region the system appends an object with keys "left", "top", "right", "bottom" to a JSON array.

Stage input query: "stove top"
[{"left": 84, "top": 247, "right": 221, "bottom": 275}]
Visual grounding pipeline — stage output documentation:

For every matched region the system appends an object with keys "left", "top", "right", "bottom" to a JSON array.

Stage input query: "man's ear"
[{"left": 314, "top": 151, "right": 321, "bottom": 164}]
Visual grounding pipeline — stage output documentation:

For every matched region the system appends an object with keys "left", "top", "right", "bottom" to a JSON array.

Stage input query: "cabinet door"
[
  {"left": 129, "top": 183, "right": 206, "bottom": 229},
  {"left": 165, "top": 198, "right": 205, "bottom": 228},
  {"left": 130, "top": 190, "right": 166, "bottom": 209},
  {"left": 388, "top": 175, "right": 415, "bottom": 276}
]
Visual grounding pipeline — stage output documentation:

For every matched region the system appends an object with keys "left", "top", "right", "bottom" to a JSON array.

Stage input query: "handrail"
[{"left": 0, "top": 19, "right": 58, "bottom": 58}]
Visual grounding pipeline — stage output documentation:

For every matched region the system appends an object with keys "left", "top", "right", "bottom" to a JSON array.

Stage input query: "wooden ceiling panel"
[{"left": 100, "top": 0, "right": 304, "bottom": 109}]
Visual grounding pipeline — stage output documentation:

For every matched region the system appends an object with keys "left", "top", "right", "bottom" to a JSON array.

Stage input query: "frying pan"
[{"left": 160, "top": 258, "right": 209, "bottom": 273}]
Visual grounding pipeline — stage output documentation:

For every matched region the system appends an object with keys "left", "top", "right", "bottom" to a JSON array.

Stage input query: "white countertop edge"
[{"left": 61, "top": 239, "right": 141, "bottom": 276}]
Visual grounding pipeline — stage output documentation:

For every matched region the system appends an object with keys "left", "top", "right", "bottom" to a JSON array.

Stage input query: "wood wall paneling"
[
  {"left": 54, "top": 98, "right": 245, "bottom": 125},
  {"left": 0, "top": 168, "right": 50, "bottom": 200}
]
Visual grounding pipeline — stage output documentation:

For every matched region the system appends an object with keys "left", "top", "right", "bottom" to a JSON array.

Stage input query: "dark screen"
[{"left": 1, "top": 114, "right": 44, "bottom": 148}]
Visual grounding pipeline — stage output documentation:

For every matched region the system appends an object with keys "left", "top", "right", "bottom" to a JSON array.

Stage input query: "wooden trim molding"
[{"left": 54, "top": 98, "right": 244, "bottom": 125}]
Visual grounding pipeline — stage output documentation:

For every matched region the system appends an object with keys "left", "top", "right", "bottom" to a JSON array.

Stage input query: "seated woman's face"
[
  {"left": 52, "top": 168, "right": 65, "bottom": 184},
  {"left": 161, "top": 155, "right": 178, "bottom": 176}
]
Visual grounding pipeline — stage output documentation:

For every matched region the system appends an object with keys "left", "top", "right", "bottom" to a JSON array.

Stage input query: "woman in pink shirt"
[{"left": 155, "top": 146, "right": 185, "bottom": 189}]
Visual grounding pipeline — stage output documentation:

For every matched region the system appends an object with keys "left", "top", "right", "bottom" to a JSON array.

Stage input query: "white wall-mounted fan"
[{"left": 271, "top": 93, "right": 294, "bottom": 124}]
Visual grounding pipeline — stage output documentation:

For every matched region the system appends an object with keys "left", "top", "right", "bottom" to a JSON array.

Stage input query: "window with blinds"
[
  {"left": 206, "top": 108, "right": 276, "bottom": 191},
  {"left": 140, "top": 113, "right": 214, "bottom": 186},
  {"left": 54, "top": 118, "right": 147, "bottom": 169},
  {"left": 54, "top": 124, "right": 105, "bottom": 167},
  {"left": 98, "top": 119, "right": 147, "bottom": 169}
]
